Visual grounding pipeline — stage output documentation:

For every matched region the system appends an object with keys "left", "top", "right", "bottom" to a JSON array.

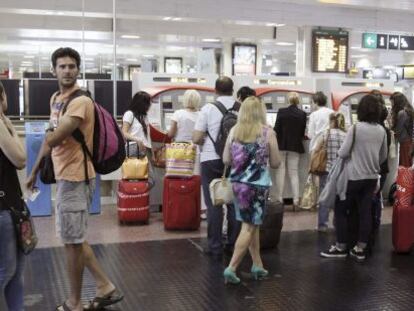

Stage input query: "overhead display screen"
[
  {"left": 232, "top": 44, "right": 257, "bottom": 76},
  {"left": 312, "top": 29, "right": 348, "bottom": 73}
]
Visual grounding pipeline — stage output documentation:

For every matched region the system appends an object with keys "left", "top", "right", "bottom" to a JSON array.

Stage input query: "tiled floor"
[
  {"left": 33, "top": 204, "right": 393, "bottom": 248},
  {"left": 23, "top": 223, "right": 414, "bottom": 311}
]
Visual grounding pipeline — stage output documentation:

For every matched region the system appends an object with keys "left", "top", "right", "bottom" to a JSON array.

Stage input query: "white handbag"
[{"left": 209, "top": 166, "right": 234, "bottom": 206}]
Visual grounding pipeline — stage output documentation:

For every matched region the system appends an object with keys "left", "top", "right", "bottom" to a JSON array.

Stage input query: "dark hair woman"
[
  {"left": 0, "top": 81, "right": 27, "bottom": 310},
  {"left": 321, "top": 94, "right": 387, "bottom": 262},
  {"left": 121, "top": 91, "right": 152, "bottom": 156},
  {"left": 390, "top": 92, "right": 414, "bottom": 167}
]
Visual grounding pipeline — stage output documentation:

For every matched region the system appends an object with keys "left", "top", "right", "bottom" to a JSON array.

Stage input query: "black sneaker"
[
  {"left": 320, "top": 245, "right": 348, "bottom": 258},
  {"left": 349, "top": 246, "right": 366, "bottom": 262}
]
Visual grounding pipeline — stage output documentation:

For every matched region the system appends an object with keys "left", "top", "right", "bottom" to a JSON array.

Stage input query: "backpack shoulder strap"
[
  {"left": 212, "top": 101, "right": 228, "bottom": 115},
  {"left": 61, "top": 89, "right": 93, "bottom": 184},
  {"left": 62, "top": 89, "right": 91, "bottom": 115}
]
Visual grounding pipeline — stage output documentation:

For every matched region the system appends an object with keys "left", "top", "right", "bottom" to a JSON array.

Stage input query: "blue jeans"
[
  {"left": 201, "top": 159, "right": 241, "bottom": 254},
  {"left": 318, "top": 174, "right": 329, "bottom": 228},
  {"left": 0, "top": 210, "right": 25, "bottom": 311}
]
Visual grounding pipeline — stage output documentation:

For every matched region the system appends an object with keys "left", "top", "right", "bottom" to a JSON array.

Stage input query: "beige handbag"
[
  {"left": 310, "top": 131, "right": 329, "bottom": 175},
  {"left": 300, "top": 174, "right": 317, "bottom": 210},
  {"left": 209, "top": 166, "right": 234, "bottom": 206},
  {"left": 121, "top": 143, "right": 149, "bottom": 180},
  {"left": 121, "top": 156, "right": 149, "bottom": 180}
]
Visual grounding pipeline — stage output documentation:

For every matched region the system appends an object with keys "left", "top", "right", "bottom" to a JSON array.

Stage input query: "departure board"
[{"left": 312, "top": 29, "right": 349, "bottom": 73}]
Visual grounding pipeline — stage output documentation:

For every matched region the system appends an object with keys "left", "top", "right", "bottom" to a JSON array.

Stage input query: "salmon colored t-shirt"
[{"left": 50, "top": 89, "right": 96, "bottom": 182}]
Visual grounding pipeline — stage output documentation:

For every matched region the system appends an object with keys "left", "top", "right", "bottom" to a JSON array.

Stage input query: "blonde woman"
[
  {"left": 222, "top": 96, "right": 281, "bottom": 284},
  {"left": 167, "top": 89, "right": 207, "bottom": 218},
  {"left": 273, "top": 92, "right": 307, "bottom": 208},
  {"left": 168, "top": 89, "right": 201, "bottom": 142},
  {"left": 313, "top": 112, "right": 347, "bottom": 232}
]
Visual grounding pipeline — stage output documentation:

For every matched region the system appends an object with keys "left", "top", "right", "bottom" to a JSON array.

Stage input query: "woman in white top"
[
  {"left": 122, "top": 91, "right": 152, "bottom": 157},
  {"left": 167, "top": 89, "right": 200, "bottom": 142},
  {"left": 168, "top": 90, "right": 207, "bottom": 218}
]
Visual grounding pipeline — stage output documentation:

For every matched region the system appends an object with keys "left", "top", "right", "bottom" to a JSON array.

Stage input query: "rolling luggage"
[
  {"left": 117, "top": 180, "right": 150, "bottom": 224},
  {"left": 392, "top": 166, "right": 414, "bottom": 253},
  {"left": 260, "top": 200, "right": 284, "bottom": 249},
  {"left": 163, "top": 176, "right": 201, "bottom": 230}
]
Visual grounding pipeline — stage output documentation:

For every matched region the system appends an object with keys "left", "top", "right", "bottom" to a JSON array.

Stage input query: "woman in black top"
[{"left": 0, "top": 81, "right": 27, "bottom": 311}]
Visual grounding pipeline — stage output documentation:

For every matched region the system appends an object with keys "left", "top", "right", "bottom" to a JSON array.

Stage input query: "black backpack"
[{"left": 207, "top": 101, "right": 238, "bottom": 159}]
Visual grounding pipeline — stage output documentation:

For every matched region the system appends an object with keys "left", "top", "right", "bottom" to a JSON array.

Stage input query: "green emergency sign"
[{"left": 362, "top": 33, "right": 377, "bottom": 49}]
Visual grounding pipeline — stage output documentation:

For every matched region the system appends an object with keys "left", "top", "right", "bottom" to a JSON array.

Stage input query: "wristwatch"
[{"left": 45, "top": 127, "right": 55, "bottom": 133}]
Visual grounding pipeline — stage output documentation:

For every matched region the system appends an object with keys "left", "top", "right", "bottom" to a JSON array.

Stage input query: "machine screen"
[
  {"left": 352, "top": 113, "right": 358, "bottom": 124},
  {"left": 302, "top": 96, "right": 311, "bottom": 104},
  {"left": 266, "top": 113, "right": 277, "bottom": 127},
  {"left": 276, "top": 96, "right": 285, "bottom": 104},
  {"left": 164, "top": 112, "right": 174, "bottom": 131}
]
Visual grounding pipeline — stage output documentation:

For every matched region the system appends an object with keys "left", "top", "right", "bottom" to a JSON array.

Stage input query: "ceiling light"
[
  {"left": 276, "top": 42, "right": 294, "bottom": 46},
  {"left": 163, "top": 17, "right": 172, "bottom": 21},
  {"left": 57, "top": 11, "right": 65, "bottom": 15},
  {"left": 45, "top": 11, "right": 54, "bottom": 15},
  {"left": 266, "top": 23, "right": 286, "bottom": 27},
  {"left": 351, "top": 46, "right": 361, "bottom": 50},
  {"left": 126, "top": 58, "right": 138, "bottom": 62},
  {"left": 172, "top": 17, "right": 182, "bottom": 21},
  {"left": 84, "top": 57, "right": 94, "bottom": 61},
  {"left": 121, "top": 35, "right": 140, "bottom": 39},
  {"left": 351, "top": 54, "right": 367, "bottom": 58},
  {"left": 142, "top": 54, "right": 155, "bottom": 58},
  {"left": 202, "top": 38, "right": 221, "bottom": 42},
  {"left": 24, "top": 55, "right": 35, "bottom": 59}
]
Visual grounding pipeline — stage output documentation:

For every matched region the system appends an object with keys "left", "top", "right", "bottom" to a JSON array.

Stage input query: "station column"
[{"left": 296, "top": 26, "right": 313, "bottom": 77}]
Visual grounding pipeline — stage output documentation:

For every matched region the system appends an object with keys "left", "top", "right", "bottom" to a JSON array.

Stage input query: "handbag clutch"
[
  {"left": 209, "top": 166, "right": 234, "bottom": 206},
  {"left": 9, "top": 201, "right": 38, "bottom": 255},
  {"left": 121, "top": 156, "right": 149, "bottom": 180}
]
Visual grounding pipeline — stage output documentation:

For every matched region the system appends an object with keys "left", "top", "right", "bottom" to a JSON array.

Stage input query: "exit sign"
[
  {"left": 362, "top": 32, "right": 414, "bottom": 51},
  {"left": 362, "top": 33, "right": 377, "bottom": 49}
]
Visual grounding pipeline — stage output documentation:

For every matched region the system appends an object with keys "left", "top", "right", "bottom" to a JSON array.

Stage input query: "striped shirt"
[{"left": 321, "top": 129, "right": 347, "bottom": 172}]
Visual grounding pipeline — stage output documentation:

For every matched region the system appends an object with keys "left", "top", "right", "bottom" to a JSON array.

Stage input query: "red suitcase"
[
  {"left": 163, "top": 176, "right": 201, "bottom": 230},
  {"left": 117, "top": 180, "right": 150, "bottom": 224},
  {"left": 392, "top": 167, "right": 414, "bottom": 253}
]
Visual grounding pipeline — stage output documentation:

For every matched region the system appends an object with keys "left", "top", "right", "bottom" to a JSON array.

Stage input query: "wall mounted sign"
[
  {"left": 362, "top": 33, "right": 414, "bottom": 51},
  {"left": 312, "top": 29, "right": 349, "bottom": 73},
  {"left": 232, "top": 43, "right": 257, "bottom": 76}
]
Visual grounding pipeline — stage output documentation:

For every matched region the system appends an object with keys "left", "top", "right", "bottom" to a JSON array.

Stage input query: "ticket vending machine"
[
  {"left": 132, "top": 73, "right": 217, "bottom": 208},
  {"left": 316, "top": 78, "right": 394, "bottom": 126},
  {"left": 316, "top": 78, "right": 396, "bottom": 200},
  {"left": 237, "top": 76, "right": 316, "bottom": 203}
]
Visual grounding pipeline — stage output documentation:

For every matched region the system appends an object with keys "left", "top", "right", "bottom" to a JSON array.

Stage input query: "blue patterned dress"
[{"left": 230, "top": 128, "right": 272, "bottom": 225}]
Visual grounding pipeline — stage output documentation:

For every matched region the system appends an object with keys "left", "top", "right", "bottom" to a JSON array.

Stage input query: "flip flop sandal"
[
  {"left": 56, "top": 301, "right": 73, "bottom": 311},
  {"left": 84, "top": 290, "right": 124, "bottom": 310}
]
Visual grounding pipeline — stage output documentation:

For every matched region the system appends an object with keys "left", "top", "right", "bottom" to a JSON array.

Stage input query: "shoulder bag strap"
[
  {"left": 207, "top": 101, "right": 227, "bottom": 144},
  {"left": 62, "top": 89, "right": 93, "bottom": 184}
]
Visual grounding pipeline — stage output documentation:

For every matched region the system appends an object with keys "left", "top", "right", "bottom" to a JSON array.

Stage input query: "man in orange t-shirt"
[{"left": 27, "top": 48, "right": 123, "bottom": 311}]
